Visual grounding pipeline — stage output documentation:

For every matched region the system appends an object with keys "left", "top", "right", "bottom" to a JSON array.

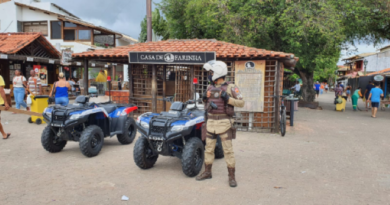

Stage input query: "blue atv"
[
  {"left": 41, "top": 96, "right": 138, "bottom": 157},
  {"left": 134, "top": 100, "right": 224, "bottom": 177}
]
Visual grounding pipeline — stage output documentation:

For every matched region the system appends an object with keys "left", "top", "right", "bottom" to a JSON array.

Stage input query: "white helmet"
[{"left": 203, "top": 60, "right": 228, "bottom": 81}]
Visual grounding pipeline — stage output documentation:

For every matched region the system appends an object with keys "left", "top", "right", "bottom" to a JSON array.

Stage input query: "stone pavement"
[{"left": 0, "top": 92, "right": 390, "bottom": 204}]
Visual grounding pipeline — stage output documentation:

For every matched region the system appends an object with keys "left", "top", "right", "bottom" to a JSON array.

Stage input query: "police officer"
[{"left": 196, "top": 60, "right": 245, "bottom": 187}]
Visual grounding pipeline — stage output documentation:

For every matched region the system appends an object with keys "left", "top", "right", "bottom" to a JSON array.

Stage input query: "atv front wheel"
[
  {"left": 79, "top": 125, "right": 104, "bottom": 157},
  {"left": 41, "top": 126, "right": 67, "bottom": 153},
  {"left": 134, "top": 136, "right": 158, "bottom": 169},
  {"left": 117, "top": 118, "right": 136, "bottom": 145},
  {"left": 181, "top": 137, "right": 204, "bottom": 177},
  {"left": 214, "top": 135, "right": 224, "bottom": 159}
]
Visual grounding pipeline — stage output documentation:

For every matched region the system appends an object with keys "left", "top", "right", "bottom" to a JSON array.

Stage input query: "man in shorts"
[
  {"left": 368, "top": 82, "right": 384, "bottom": 118},
  {"left": 314, "top": 81, "right": 321, "bottom": 98},
  {"left": 0, "top": 75, "right": 10, "bottom": 139}
]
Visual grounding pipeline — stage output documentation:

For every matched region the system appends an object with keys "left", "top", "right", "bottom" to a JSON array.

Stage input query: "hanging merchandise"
[
  {"left": 95, "top": 70, "right": 107, "bottom": 82},
  {"left": 39, "top": 66, "right": 48, "bottom": 85},
  {"left": 33, "top": 65, "right": 41, "bottom": 76}
]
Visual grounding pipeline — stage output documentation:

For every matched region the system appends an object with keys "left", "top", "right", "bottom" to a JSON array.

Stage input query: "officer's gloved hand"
[{"left": 221, "top": 91, "right": 230, "bottom": 102}]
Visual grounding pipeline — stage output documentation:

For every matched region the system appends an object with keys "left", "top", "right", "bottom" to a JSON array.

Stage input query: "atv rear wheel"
[
  {"left": 41, "top": 125, "right": 67, "bottom": 153},
  {"left": 79, "top": 125, "right": 104, "bottom": 157},
  {"left": 134, "top": 136, "right": 158, "bottom": 169},
  {"left": 117, "top": 118, "right": 136, "bottom": 145},
  {"left": 181, "top": 137, "right": 204, "bottom": 177},
  {"left": 214, "top": 135, "right": 224, "bottom": 159}
]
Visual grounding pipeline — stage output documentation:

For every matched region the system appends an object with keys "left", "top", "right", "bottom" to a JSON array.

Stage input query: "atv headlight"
[
  {"left": 140, "top": 121, "right": 149, "bottom": 129},
  {"left": 44, "top": 108, "right": 52, "bottom": 118},
  {"left": 70, "top": 114, "right": 82, "bottom": 120},
  {"left": 171, "top": 125, "right": 185, "bottom": 132}
]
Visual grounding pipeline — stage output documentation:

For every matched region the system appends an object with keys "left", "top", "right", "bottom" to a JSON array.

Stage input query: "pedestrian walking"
[
  {"left": 49, "top": 73, "right": 71, "bottom": 106},
  {"left": 368, "top": 82, "right": 384, "bottom": 118},
  {"left": 364, "top": 81, "right": 375, "bottom": 111},
  {"left": 325, "top": 83, "right": 329, "bottom": 93},
  {"left": 291, "top": 81, "right": 300, "bottom": 96},
  {"left": 346, "top": 84, "right": 352, "bottom": 102},
  {"left": 352, "top": 87, "right": 361, "bottom": 111},
  {"left": 314, "top": 81, "right": 321, "bottom": 98},
  {"left": 27, "top": 70, "right": 42, "bottom": 95},
  {"left": 196, "top": 60, "right": 245, "bottom": 187},
  {"left": 320, "top": 83, "right": 324, "bottom": 94},
  {"left": 10, "top": 69, "right": 28, "bottom": 112},
  {"left": 0, "top": 74, "right": 11, "bottom": 139}
]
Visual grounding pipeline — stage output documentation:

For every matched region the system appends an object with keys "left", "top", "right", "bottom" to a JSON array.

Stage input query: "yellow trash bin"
[{"left": 28, "top": 95, "right": 49, "bottom": 125}]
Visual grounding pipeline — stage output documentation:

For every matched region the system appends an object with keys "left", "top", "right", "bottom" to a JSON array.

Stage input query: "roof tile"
[{"left": 73, "top": 39, "right": 296, "bottom": 60}]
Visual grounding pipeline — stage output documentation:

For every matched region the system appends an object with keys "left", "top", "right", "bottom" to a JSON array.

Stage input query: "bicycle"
[{"left": 274, "top": 95, "right": 287, "bottom": 137}]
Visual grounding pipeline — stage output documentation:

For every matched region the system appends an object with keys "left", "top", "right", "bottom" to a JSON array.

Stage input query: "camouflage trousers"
[{"left": 204, "top": 132, "right": 235, "bottom": 168}]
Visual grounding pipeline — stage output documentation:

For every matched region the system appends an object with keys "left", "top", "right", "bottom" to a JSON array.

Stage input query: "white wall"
[
  {"left": 0, "top": 1, "right": 17, "bottom": 32},
  {"left": 364, "top": 50, "right": 390, "bottom": 72}
]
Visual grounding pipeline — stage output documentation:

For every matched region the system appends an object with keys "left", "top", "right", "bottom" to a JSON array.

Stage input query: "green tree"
[
  {"left": 138, "top": 8, "right": 170, "bottom": 43},
  {"left": 158, "top": 0, "right": 344, "bottom": 101}
]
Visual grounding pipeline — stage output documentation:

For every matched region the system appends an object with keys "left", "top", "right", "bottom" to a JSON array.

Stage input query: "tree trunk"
[{"left": 296, "top": 68, "right": 316, "bottom": 102}]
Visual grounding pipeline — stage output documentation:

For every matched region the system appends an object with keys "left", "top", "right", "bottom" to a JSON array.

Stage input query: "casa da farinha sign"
[{"left": 129, "top": 52, "right": 216, "bottom": 64}]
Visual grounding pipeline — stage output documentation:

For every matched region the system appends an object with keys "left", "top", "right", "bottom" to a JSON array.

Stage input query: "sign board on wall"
[
  {"left": 61, "top": 50, "right": 73, "bottom": 65},
  {"left": 374, "top": 75, "right": 384, "bottom": 82},
  {"left": 0, "top": 54, "right": 7, "bottom": 59},
  {"left": 234, "top": 60, "right": 266, "bottom": 112},
  {"left": 129, "top": 52, "right": 216, "bottom": 64}
]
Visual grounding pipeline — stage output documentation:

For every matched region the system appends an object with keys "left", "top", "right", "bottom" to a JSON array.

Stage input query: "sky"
[
  {"left": 42, "top": 0, "right": 162, "bottom": 40},
  {"left": 43, "top": 0, "right": 388, "bottom": 65}
]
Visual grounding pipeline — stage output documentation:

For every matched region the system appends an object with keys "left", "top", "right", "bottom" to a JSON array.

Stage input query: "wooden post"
[
  {"left": 190, "top": 65, "right": 195, "bottom": 100},
  {"left": 128, "top": 64, "right": 133, "bottom": 103},
  {"left": 274, "top": 61, "right": 281, "bottom": 133},
  {"left": 163, "top": 65, "right": 166, "bottom": 111},
  {"left": 83, "top": 58, "right": 89, "bottom": 95},
  {"left": 152, "top": 65, "right": 157, "bottom": 113}
]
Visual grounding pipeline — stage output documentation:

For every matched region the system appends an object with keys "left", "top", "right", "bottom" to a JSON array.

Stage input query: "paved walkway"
[{"left": 0, "top": 93, "right": 389, "bottom": 204}]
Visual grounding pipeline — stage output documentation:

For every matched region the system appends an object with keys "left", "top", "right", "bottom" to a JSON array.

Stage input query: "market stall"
[{"left": 73, "top": 39, "right": 298, "bottom": 133}]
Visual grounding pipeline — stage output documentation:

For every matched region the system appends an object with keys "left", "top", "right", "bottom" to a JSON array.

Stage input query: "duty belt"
[{"left": 207, "top": 114, "right": 230, "bottom": 120}]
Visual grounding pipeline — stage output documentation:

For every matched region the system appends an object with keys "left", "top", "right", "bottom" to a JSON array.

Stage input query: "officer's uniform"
[{"left": 205, "top": 82, "right": 244, "bottom": 168}]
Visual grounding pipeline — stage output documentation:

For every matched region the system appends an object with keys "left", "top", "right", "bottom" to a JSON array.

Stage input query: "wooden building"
[
  {"left": 0, "top": 32, "right": 61, "bottom": 93},
  {"left": 73, "top": 39, "right": 298, "bottom": 133}
]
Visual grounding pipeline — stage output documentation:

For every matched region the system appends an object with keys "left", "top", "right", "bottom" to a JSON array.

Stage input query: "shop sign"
[
  {"left": 374, "top": 75, "right": 384, "bottom": 82},
  {"left": 61, "top": 50, "right": 73, "bottom": 65},
  {"left": 129, "top": 52, "right": 216, "bottom": 65},
  {"left": 27, "top": 57, "right": 34, "bottom": 62},
  {"left": 49, "top": 60, "right": 55, "bottom": 64},
  {"left": 0, "top": 54, "right": 7, "bottom": 59},
  {"left": 105, "top": 65, "right": 108, "bottom": 68},
  {"left": 76, "top": 62, "right": 81, "bottom": 66},
  {"left": 234, "top": 60, "right": 266, "bottom": 112},
  {"left": 92, "top": 63, "right": 96, "bottom": 67}
]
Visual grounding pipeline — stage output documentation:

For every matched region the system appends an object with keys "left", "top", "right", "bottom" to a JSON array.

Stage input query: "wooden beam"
[
  {"left": 273, "top": 61, "right": 281, "bottom": 133},
  {"left": 128, "top": 64, "right": 133, "bottom": 103},
  {"left": 0, "top": 106, "right": 42, "bottom": 117},
  {"left": 151, "top": 64, "right": 157, "bottom": 113},
  {"left": 162, "top": 65, "right": 166, "bottom": 111},
  {"left": 83, "top": 58, "right": 89, "bottom": 95}
]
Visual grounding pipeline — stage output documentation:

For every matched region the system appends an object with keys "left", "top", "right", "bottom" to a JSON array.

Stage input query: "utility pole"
[{"left": 147, "top": 0, "right": 152, "bottom": 42}]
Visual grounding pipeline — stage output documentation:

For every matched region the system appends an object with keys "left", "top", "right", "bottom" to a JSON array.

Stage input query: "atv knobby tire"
[
  {"left": 41, "top": 125, "right": 67, "bottom": 153},
  {"left": 214, "top": 135, "right": 224, "bottom": 159},
  {"left": 79, "top": 125, "right": 104, "bottom": 157},
  {"left": 117, "top": 118, "right": 136, "bottom": 145},
  {"left": 133, "top": 136, "right": 158, "bottom": 169},
  {"left": 181, "top": 137, "right": 204, "bottom": 177}
]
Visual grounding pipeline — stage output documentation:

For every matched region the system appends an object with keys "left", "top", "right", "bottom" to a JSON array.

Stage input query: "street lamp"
[{"left": 364, "top": 59, "right": 368, "bottom": 76}]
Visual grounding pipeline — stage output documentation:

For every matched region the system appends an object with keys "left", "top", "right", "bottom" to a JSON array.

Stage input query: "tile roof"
[
  {"left": 73, "top": 39, "right": 297, "bottom": 60},
  {"left": 367, "top": 68, "right": 390, "bottom": 76},
  {"left": 0, "top": 32, "right": 60, "bottom": 58}
]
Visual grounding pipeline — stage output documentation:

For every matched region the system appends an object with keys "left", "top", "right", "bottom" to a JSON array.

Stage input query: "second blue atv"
[
  {"left": 134, "top": 100, "right": 224, "bottom": 177},
  {"left": 41, "top": 96, "right": 138, "bottom": 157}
]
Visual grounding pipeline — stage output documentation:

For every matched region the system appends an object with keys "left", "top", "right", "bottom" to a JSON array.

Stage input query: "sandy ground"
[{"left": 1, "top": 93, "right": 390, "bottom": 205}]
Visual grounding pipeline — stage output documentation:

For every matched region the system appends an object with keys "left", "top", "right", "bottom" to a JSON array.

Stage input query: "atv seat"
[{"left": 100, "top": 105, "right": 117, "bottom": 113}]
